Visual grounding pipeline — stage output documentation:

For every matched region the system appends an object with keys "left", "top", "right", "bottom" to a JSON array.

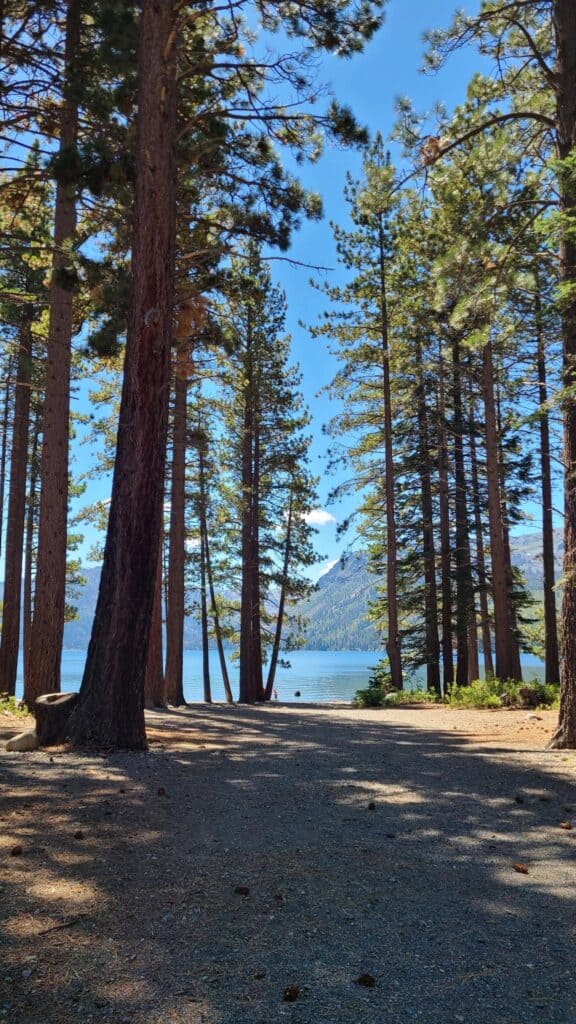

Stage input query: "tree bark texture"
[
  {"left": 264, "top": 489, "right": 294, "bottom": 700},
  {"left": 378, "top": 215, "right": 402, "bottom": 689},
  {"left": 495, "top": 381, "right": 523, "bottom": 682},
  {"left": 26, "top": 0, "right": 80, "bottom": 703},
  {"left": 437, "top": 344, "right": 454, "bottom": 690},
  {"left": 452, "top": 335, "right": 476, "bottom": 684},
  {"left": 239, "top": 308, "right": 264, "bottom": 703},
  {"left": 35, "top": 692, "right": 79, "bottom": 747},
  {"left": 414, "top": 336, "right": 440, "bottom": 694},
  {"left": 23, "top": 411, "right": 39, "bottom": 701},
  {"left": 165, "top": 372, "right": 187, "bottom": 705},
  {"left": 0, "top": 358, "right": 14, "bottom": 563},
  {"left": 468, "top": 401, "right": 494, "bottom": 678},
  {"left": 534, "top": 285, "right": 560, "bottom": 684},
  {"left": 201, "top": 446, "right": 233, "bottom": 703},
  {"left": 551, "top": 0, "right": 576, "bottom": 746},
  {"left": 0, "top": 324, "right": 32, "bottom": 696},
  {"left": 68, "top": 0, "right": 178, "bottom": 748},
  {"left": 200, "top": 527, "right": 211, "bottom": 703},
  {"left": 482, "top": 338, "right": 519, "bottom": 681},
  {"left": 144, "top": 547, "right": 166, "bottom": 708}
]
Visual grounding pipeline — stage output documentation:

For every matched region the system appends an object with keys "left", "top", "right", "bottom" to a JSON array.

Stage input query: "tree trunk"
[
  {"left": 550, "top": 0, "right": 576, "bottom": 746},
  {"left": 378, "top": 214, "right": 402, "bottom": 689},
  {"left": 239, "top": 307, "right": 264, "bottom": 703},
  {"left": 239, "top": 357, "right": 255, "bottom": 703},
  {"left": 144, "top": 547, "right": 166, "bottom": 708},
  {"left": 494, "top": 380, "right": 523, "bottom": 682},
  {"left": 468, "top": 399, "right": 494, "bottom": 678},
  {"left": 0, "top": 357, "right": 14, "bottom": 563},
  {"left": 67, "top": 0, "right": 178, "bottom": 748},
  {"left": 0, "top": 324, "right": 32, "bottom": 696},
  {"left": 437, "top": 342, "right": 454, "bottom": 690},
  {"left": 23, "top": 408, "right": 39, "bottom": 699},
  {"left": 200, "top": 526, "right": 211, "bottom": 703},
  {"left": 535, "top": 282, "right": 560, "bottom": 684},
  {"left": 414, "top": 336, "right": 440, "bottom": 694},
  {"left": 452, "top": 334, "right": 477, "bottom": 684},
  {"left": 201, "top": 447, "right": 233, "bottom": 703},
  {"left": 251, "top": 426, "right": 263, "bottom": 698},
  {"left": 482, "top": 337, "right": 518, "bottom": 681},
  {"left": 27, "top": 0, "right": 80, "bottom": 703},
  {"left": 165, "top": 372, "right": 187, "bottom": 706},
  {"left": 264, "top": 489, "right": 294, "bottom": 700},
  {"left": 35, "top": 692, "right": 79, "bottom": 747}
]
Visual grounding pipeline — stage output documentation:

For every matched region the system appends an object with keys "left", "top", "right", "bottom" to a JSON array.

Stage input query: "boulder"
[{"left": 6, "top": 730, "right": 38, "bottom": 752}]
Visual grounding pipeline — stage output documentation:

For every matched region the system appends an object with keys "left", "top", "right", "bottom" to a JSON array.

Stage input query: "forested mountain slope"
[{"left": 60, "top": 531, "right": 562, "bottom": 652}]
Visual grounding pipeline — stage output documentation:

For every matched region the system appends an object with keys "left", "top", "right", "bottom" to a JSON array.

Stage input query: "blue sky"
[
  {"left": 266, "top": 0, "right": 483, "bottom": 577},
  {"left": 74, "top": 0, "right": 487, "bottom": 577}
]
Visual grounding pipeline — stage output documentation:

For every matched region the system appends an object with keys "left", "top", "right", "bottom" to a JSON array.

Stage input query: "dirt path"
[{"left": 1, "top": 703, "right": 575, "bottom": 1024}]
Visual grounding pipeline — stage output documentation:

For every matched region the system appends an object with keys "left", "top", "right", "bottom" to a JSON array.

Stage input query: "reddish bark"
[
  {"left": 165, "top": 372, "right": 187, "bottom": 706},
  {"left": 437, "top": 343, "right": 454, "bottom": 689},
  {"left": 27, "top": 0, "right": 80, "bottom": 702},
  {"left": 482, "top": 339, "right": 518, "bottom": 681},
  {"left": 414, "top": 336, "right": 440, "bottom": 694},
  {"left": 0, "top": 325, "right": 32, "bottom": 695},
  {"left": 23, "top": 410, "right": 39, "bottom": 699},
  {"left": 377, "top": 214, "right": 402, "bottom": 689},
  {"left": 201, "top": 445, "right": 233, "bottom": 703},
  {"left": 68, "top": 0, "right": 178, "bottom": 748},
  {"left": 468, "top": 400, "right": 494, "bottom": 678},
  {"left": 144, "top": 549, "right": 167, "bottom": 709},
  {"left": 452, "top": 335, "right": 477, "bottom": 684},
  {"left": 551, "top": 0, "right": 576, "bottom": 747},
  {"left": 200, "top": 527, "right": 211, "bottom": 703},
  {"left": 534, "top": 283, "right": 560, "bottom": 685},
  {"left": 264, "top": 489, "right": 294, "bottom": 701},
  {"left": 0, "top": 357, "right": 14, "bottom": 563},
  {"left": 239, "top": 304, "right": 264, "bottom": 703}
]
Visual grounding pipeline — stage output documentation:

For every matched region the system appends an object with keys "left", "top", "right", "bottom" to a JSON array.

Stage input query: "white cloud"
[{"left": 304, "top": 508, "right": 337, "bottom": 527}]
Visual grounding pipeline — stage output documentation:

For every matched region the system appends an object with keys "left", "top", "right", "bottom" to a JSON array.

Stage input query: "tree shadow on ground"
[{"left": 1, "top": 703, "right": 575, "bottom": 1024}]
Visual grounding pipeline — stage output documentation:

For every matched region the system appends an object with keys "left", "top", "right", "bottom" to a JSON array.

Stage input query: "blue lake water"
[{"left": 14, "top": 649, "right": 547, "bottom": 704}]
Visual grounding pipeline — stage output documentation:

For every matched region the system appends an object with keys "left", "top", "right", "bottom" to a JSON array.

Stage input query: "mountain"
[
  {"left": 64, "top": 566, "right": 204, "bottom": 649},
  {"left": 299, "top": 552, "right": 379, "bottom": 650},
  {"left": 61, "top": 529, "right": 562, "bottom": 651},
  {"left": 507, "top": 527, "right": 563, "bottom": 589}
]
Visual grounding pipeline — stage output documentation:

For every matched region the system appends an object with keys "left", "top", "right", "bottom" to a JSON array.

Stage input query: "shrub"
[
  {"left": 0, "top": 694, "right": 30, "bottom": 718},
  {"left": 353, "top": 664, "right": 440, "bottom": 708},
  {"left": 385, "top": 688, "right": 440, "bottom": 705},
  {"left": 352, "top": 664, "right": 393, "bottom": 708},
  {"left": 447, "top": 679, "right": 501, "bottom": 708},
  {"left": 447, "top": 677, "right": 560, "bottom": 710}
]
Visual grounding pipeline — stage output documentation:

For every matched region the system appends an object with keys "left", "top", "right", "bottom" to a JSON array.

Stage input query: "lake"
[{"left": 14, "top": 649, "right": 547, "bottom": 704}]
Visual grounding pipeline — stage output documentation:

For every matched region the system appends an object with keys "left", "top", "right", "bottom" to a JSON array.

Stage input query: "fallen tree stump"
[{"left": 35, "top": 692, "right": 79, "bottom": 747}]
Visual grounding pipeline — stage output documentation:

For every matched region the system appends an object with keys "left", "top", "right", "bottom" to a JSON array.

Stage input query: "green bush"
[
  {"left": 353, "top": 664, "right": 440, "bottom": 708},
  {"left": 352, "top": 664, "right": 392, "bottom": 708},
  {"left": 447, "top": 677, "right": 560, "bottom": 710},
  {"left": 352, "top": 682, "right": 386, "bottom": 708},
  {"left": 448, "top": 679, "right": 502, "bottom": 708},
  {"left": 385, "top": 689, "right": 440, "bottom": 705},
  {"left": 0, "top": 694, "right": 30, "bottom": 718}
]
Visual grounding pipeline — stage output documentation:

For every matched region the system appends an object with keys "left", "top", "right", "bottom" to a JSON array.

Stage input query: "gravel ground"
[{"left": 1, "top": 702, "right": 575, "bottom": 1024}]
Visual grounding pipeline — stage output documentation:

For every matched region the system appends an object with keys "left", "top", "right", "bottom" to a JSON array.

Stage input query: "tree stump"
[{"left": 35, "top": 692, "right": 79, "bottom": 747}]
